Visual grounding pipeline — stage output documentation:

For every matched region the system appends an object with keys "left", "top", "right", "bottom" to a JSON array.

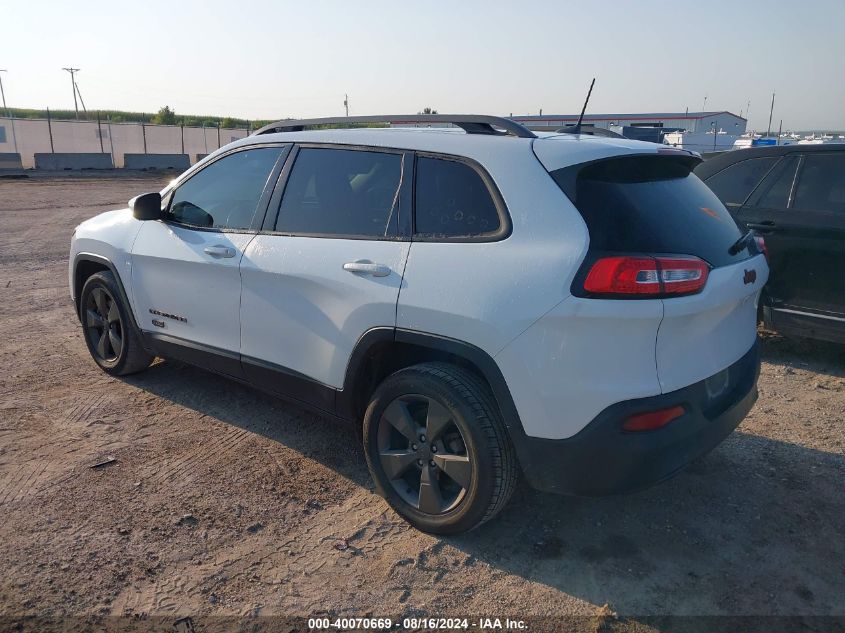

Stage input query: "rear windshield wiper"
[{"left": 728, "top": 230, "right": 755, "bottom": 256}]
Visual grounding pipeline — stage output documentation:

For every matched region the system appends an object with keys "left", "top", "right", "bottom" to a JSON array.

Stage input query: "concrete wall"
[
  {"left": 0, "top": 153, "right": 23, "bottom": 170},
  {"left": 34, "top": 153, "right": 114, "bottom": 170},
  {"left": 0, "top": 117, "right": 250, "bottom": 169},
  {"left": 124, "top": 154, "right": 191, "bottom": 170}
]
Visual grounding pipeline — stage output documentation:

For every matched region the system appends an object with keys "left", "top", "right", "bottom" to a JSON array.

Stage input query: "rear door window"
[
  {"left": 414, "top": 156, "right": 502, "bottom": 238},
  {"left": 792, "top": 153, "right": 845, "bottom": 213},
  {"left": 275, "top": 148, "right": 402, "bottom": 237},
  {"left": 703, "top": 157, "right": 780, "bottom": 209},
  {"left": 552, "top": 155, "right": 746, "bottom": 268}
]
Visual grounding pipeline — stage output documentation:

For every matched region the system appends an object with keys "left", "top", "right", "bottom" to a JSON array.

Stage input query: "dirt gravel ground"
[{"left": 0, "top": 174, "right": 843, "bottom": 631}]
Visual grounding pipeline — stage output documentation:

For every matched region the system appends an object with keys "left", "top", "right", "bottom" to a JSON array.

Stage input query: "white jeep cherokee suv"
[{"left": 69, "top": 115, "right": 768, "bottom": 534}]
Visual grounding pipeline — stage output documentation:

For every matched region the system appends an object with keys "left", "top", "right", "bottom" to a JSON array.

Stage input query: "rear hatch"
[{"left": 546, "top": 151, "right": 768, "bottom": 393}]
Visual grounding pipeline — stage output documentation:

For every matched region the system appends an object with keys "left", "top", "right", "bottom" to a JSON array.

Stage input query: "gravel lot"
[{"left": 0, "top": 174, "right": 843, "bottom": 631}]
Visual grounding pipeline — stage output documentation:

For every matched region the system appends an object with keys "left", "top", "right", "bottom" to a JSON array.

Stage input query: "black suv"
[{"left": 695, "top": 145, "right": 845, "bottom": 344}]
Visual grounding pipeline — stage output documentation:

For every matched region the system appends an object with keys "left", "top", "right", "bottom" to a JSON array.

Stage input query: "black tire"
[
  {"left": 363, "top": 362, "right": 518, "bottom": 534},
  {"left": 79, "top": 271, "right": 154, "bottom": 376}
]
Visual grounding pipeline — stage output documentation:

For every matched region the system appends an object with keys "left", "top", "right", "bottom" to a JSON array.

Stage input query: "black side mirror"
[{"left": 130, "top": 192, "right": 163, "bottom": 221}]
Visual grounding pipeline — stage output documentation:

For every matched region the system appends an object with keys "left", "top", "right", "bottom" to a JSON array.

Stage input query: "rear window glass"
[
  {"left": 552, "top": 156, "right": 746, "bottom": 268},
  {"left": 414, "top": 157, "right": 501, "bottom": 238}
]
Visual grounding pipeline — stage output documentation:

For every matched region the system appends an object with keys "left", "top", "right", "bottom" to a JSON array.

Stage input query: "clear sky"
[{"left": 2, "top": 0, "right": 843, "bottom": 130}]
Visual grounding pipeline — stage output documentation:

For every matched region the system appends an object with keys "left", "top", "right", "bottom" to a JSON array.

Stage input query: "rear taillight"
[
  {"left": 754, "top": 235, "right": 769, "bottom": 262},
  {"left": 583, "top": 255, "right": 709, "bottom": 297},
  {"left": 623, "top": 405, "right": 685, "bottom": 432}
]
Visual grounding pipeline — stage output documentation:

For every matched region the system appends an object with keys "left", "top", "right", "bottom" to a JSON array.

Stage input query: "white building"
[
  {"left": 511, "top": 111, "right": 747, "bottom": 135},
  {"left": 663, "top": 131, "right": 739, "bottom": 153}
]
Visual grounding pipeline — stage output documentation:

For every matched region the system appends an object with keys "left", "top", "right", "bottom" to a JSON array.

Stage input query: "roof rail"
[{"left": 252, "top": 115, "right": 537, "bottom": 139}]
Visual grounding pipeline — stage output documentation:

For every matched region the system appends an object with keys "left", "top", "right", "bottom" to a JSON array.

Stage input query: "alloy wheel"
[
  {"left": 377, "top": 394, "right": 472, "bottom": 514},
  {"left": 84, "top": 287, "right": 123, "bottom": 362}
]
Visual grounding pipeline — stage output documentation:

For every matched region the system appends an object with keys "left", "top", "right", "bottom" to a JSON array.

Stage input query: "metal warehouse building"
[{"left": 511, "top": 111, "right": 747, "bottom": 134}]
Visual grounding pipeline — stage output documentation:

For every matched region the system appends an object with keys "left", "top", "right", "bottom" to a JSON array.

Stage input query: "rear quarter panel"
[
  {"left": 396, "top": 143, "right": 589, "bottom": 356},
  {"left": 495, "top": 296, "right": 664, "bottom": 439}
]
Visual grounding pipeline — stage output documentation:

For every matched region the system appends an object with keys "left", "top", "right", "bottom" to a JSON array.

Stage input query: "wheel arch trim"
[
  {"left": 72, "top": 253, "right": 139, "bottom": 332},
  {"left": 338, "top": 327, "right": 533, "bottom": 466}
]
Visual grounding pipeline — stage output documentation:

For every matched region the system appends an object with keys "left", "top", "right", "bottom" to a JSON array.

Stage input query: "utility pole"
[
  {"left": 96, "top": 111, "right": 104, "bottom": 152},
  {"left": 702, "top": 95, "right": 707, "bottom": 111},
  {"left": 74, "top": 79, "right": 87, "bottom": 115},
  {"left": 46, "top": 107, "right": 55, "bottom": 153},
  {"left": 0, "top": 69, "right": 19, "bottom": 153},
  {"left": 0, "top": 69, "right": 7, "bottom": 110},
  {"left": 344, "top": 94, "right": 349, "bottom": 117},
  {"left": 106, "top": 114, "right": 115, "bottom": 166},
  {"left": 63, "top": 68, "right": 81, "bottom": 118},
  {"left": 766, "top": 91, "right": 776, "bottom": 138}
]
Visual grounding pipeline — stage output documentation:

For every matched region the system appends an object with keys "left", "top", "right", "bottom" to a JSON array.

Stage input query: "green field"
[
  {"left": 1, "top": 107, "right": 392, "bottom": 131},
  {"left": 2, "top": 107, "right": 270, "bottom": 129}
]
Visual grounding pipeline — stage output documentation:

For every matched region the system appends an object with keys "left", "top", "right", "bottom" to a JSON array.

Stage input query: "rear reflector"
[
  {"left": 583, "top": 255, "right": 709, "bottom": 297},
  {"left": 754, "top": 235, "right": 769, "bottom": 262},
  {"left": 623, "top": 405, "right": 685, "bottom": 432}
]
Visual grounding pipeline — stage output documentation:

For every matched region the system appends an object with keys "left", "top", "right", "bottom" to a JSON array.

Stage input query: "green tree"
[
  {"left": 151, "top": 105, "right": 177, "bottom": 125},
  {"left": 420, "top": 107, "right": 438, "bottom": 114}
]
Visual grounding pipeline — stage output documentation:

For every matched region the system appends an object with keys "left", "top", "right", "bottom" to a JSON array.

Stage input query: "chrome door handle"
[
  {"left": 204, "top": 245, "right": 236, "bottom": 258},
  {"left": 343, "top": 260, "right": 391, "bottom": 277}
]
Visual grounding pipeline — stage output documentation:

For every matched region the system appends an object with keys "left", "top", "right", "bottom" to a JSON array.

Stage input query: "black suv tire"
[
  {"left": 363, "top": 362, "right": 518, "bottom": 534},
  {"left": 79, "top": 271, "right": 154, "bottom": 376}
]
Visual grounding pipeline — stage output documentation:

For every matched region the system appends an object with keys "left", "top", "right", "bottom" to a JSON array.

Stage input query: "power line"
[{"left": 62, "top": 68, "right": 81, "bottom": 119}]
